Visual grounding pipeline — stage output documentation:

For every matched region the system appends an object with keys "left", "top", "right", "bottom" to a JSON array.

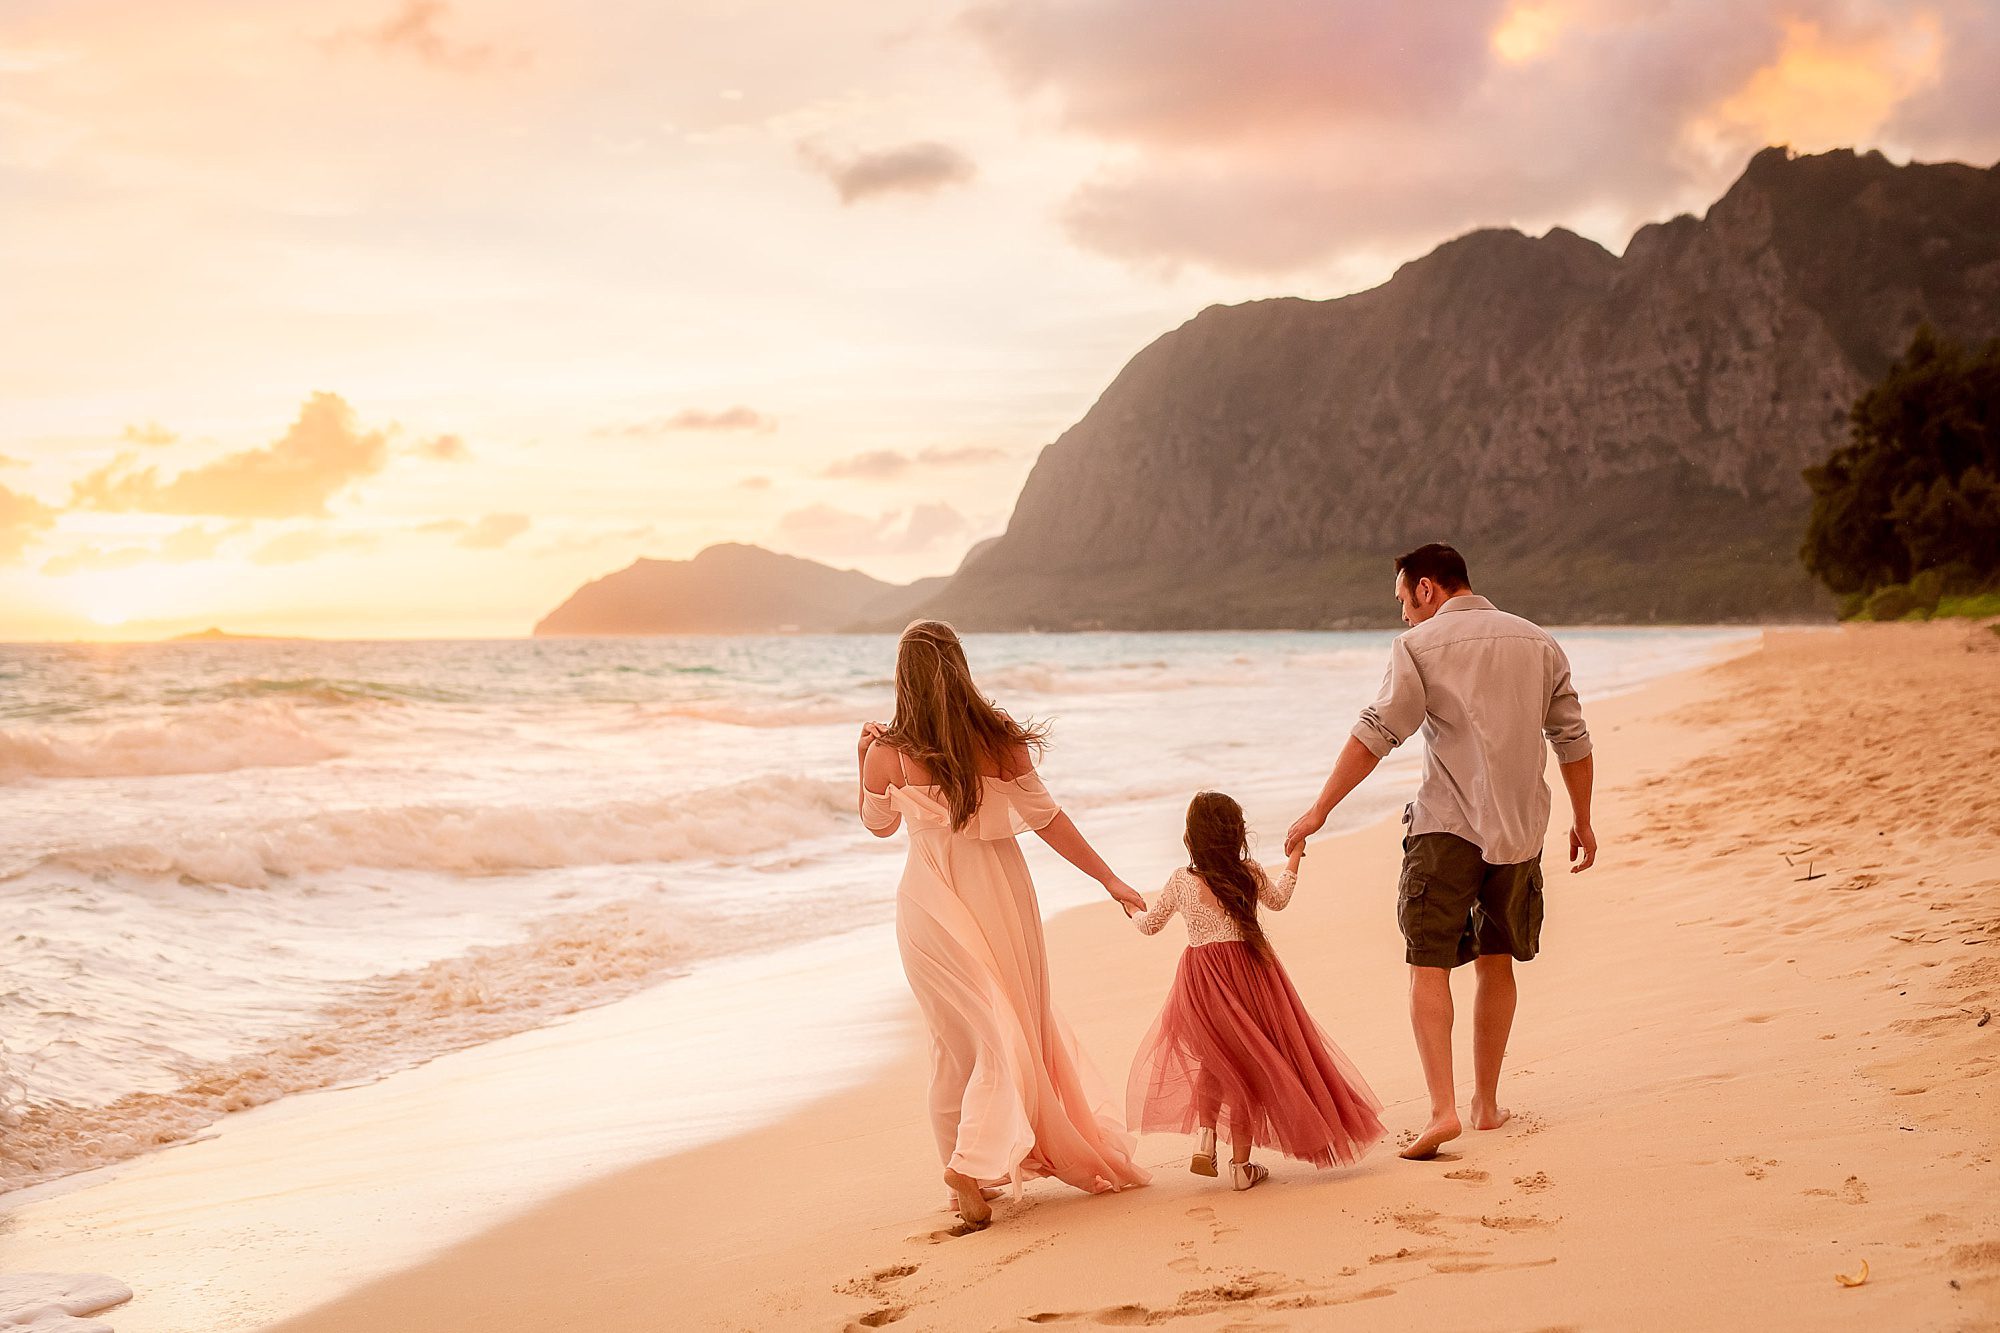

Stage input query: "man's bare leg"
[
  {"left": 1469, "top": 954, "right": 1516, "bottom": 1131},
  {"left": 1401, "top": 965, "right": 1461, "bottom": 1159}
]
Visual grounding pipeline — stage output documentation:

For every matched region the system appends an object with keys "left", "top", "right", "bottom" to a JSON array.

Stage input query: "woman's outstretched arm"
[{"left": 1033, "top": 812, "right": 1145, "bottom": 915}]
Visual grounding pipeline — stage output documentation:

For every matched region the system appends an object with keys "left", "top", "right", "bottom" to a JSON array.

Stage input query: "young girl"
[{"left": 1128, "top": 791, "right": 1386, "bottom": 1190}]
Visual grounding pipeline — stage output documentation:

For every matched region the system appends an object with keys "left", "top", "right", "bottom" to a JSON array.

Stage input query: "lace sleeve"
[
  {"left": 1259, "top": 866, "right": 1297, "bottom": 911},
  {"left": 1131, "top": 868, "right": 1182, "bottom": 935}
]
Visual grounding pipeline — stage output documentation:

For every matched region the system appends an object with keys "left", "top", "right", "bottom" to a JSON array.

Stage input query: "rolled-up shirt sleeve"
[
  {"left": 1351, "top": 636, "right": 1427, "bottom": 758},
  {"left": 1542, "top": 644, "right": 1593, "bottom": 764}
]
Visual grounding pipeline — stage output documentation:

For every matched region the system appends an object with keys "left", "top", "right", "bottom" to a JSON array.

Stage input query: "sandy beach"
[
  {"left": 246, "top": 622, "right": 1998, "bottom": 1331},
  {"left": 8, "top": 622, "right": 1997, "bottom": 1331}
]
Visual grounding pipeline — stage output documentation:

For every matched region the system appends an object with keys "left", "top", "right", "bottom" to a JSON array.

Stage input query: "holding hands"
[
  {"left": 1105, "top": 877, "right": 1146, "bottom": 918},
  {"left": 1283, "top": 802, "right": 1327, "bottom": 858}
]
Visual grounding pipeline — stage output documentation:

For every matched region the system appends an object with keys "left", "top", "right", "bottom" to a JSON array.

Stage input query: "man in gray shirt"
[{"left": 1285, "top": 543, "right": 1597, "bottom": 1161}]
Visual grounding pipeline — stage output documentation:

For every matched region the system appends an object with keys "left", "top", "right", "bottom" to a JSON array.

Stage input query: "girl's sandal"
[
  {"left": 1191, "top": 1127, "right": 1219, "bottom": 1177},
  {"left": 1229, "top": 1161, "right": 1268, "bottom": 1192}
]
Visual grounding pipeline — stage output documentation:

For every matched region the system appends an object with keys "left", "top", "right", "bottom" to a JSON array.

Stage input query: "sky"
[{"left": 2, "top": 0, "right": 1995, "bottom": 639}]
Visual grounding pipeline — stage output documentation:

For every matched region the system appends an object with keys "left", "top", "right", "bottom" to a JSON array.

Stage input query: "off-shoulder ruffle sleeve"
[
  {"left": 860, "top": 784, "right": 900, "bottom": 833},
  {"left": 966, "top": 770, "right": 1063, "bottom": 840}
]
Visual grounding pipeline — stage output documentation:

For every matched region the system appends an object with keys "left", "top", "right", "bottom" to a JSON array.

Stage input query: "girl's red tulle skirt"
[{"left": 1127, "top": 941, "right": 1386, "bottom": 1168}]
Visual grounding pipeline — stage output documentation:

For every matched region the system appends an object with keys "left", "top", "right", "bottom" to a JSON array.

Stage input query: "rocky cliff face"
[{"left": 925, "top": 147, "right": 2000, "bottom": 628}]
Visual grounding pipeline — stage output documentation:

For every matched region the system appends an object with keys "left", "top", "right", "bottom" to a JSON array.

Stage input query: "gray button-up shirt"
[{"left": 1351, "top": 594, "right": 1592, "bottom": 866}]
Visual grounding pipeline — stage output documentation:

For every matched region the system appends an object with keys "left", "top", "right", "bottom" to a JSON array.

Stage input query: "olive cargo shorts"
[{"left": 1397, "top": 831, "right": 1545, "bottom": 969}]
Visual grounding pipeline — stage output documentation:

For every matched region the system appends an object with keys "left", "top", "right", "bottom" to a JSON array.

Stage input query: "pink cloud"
[{"left": 965, "top": 0, "right": 1995, "bottom": 275}]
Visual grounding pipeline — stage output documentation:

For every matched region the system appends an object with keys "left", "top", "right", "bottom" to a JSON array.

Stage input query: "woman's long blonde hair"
[{"left": 881, "top": 620, "right": 1048, "bottom": 831}]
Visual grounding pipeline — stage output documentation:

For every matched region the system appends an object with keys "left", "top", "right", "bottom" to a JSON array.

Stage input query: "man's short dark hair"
[{"left": 1394, "top": 543, "right": 1471, "bottom": 591}]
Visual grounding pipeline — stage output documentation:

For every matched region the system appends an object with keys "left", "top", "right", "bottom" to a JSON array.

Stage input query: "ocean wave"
[
  {"left": 39, "top": 774, "right": 853, "bottom": 887},
  {"left": 168, "top": 675, "right": 458, "bottom": 706},
  {"left": 0, "top": 701, "right": 345, "bottom": 783},
  {"left": 0, "top": 898, "right": 699, "bottom": 1194},
  {"left": 642, "top": 698, "right": 856, "bottom": 728},
  {"left": 984, "top": 659, "right": 1245, "bottom": 695}
]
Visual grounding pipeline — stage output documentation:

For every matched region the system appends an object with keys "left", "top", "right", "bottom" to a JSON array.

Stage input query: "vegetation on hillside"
[{"left": 1802, "top": 328, "right": 2000, "bottom": 620}]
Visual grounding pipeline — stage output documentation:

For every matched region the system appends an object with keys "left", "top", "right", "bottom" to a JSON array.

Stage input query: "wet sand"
[{"left": 13, "top": 623, "right": 2000, "bottom": 1331}]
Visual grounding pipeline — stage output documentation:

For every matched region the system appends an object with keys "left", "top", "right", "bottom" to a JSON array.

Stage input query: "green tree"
[{"left": 1802, "top": 327, "right": 2000, "bottom": 600}]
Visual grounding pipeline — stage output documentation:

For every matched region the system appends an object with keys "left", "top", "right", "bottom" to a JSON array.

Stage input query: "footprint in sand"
[
  {"left": 1513, "top": 1171, "right": 1554, "bottom": 1194},
  {"left": 1444, "top": 1168, "right": 1490, "bottom": 1183},
  {"left": 1733, "top": 1155, "right": 1779, "bottom": 1180},
  {"left": 837, "top": 1261, "right": 923, "bottom": 1326},
  {"left": 1478, "top": 1213, "right": 1555, "bottom": 1232},
  {"left": 1377, "top": 1208, "right": 1448, "bottom": 1237}
]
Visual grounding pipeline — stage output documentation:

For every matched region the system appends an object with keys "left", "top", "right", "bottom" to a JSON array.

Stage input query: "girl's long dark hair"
[
  {"left": 881, "top": 620, "right": 1049, "bottom": 831},
  {"left": 1184, "top": 791, "right": 1272, "bottom": 960}
]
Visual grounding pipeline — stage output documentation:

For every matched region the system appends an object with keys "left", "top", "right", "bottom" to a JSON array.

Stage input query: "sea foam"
[{"left": 0, "top": 700, "right": 342, "bottom": 782}]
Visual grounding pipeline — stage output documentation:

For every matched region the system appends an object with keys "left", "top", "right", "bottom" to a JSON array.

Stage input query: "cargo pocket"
[
  {"left": 1523, "top": 862, "right": 1546, "bottom": 957},
  {"left": 1395, "top": 872, "right": 1430, "bottom": 946}
]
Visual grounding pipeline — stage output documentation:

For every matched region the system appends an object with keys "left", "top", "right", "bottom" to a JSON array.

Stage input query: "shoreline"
[
  {"left": 268, "top": 623, "right": 2000, "bottom": 1331},
  {"left": 13, "top": 624, "right": 1996, "bottom": 1330}
]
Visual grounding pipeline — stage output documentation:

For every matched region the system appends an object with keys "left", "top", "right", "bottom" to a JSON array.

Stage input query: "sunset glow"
[{"left": 3, "top": 0, "right": 1994, "bottom": 641}]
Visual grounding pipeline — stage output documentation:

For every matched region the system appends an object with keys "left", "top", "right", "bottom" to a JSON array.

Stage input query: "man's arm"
[
  {"left": 1544, "top": 645, "right": 1596, "bottom": 872},
  {"left": 1284, "top": 737, "right": 1380, "bottom": 854},
  {"left": 1560, "top": 754, "right": 1595, "bottom": 872},
  {"left": 1284, "top": 638, "right": 1424, "bottom": 855}
]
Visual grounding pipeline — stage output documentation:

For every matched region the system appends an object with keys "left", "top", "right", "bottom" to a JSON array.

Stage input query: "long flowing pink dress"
[
  {"left": 861, "top": 767, "right": 1149, "bottom": 1195},
  {"left": 1128, "top": 866, "right": 1385, "bottom": 1168}
]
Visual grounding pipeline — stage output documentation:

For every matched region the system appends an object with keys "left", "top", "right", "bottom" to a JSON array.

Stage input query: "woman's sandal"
[
  {"left": 1229, "top": 1161, "right": 1268, "bottom": 1192},
  {"left": 1191, "top": 1127, "right": 1218, "bottom": 1177}
]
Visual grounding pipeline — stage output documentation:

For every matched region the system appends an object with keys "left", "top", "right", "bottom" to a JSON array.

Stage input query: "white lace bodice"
[{"left": 1131, "top": 865, "right": 1296, "bottom": 946}]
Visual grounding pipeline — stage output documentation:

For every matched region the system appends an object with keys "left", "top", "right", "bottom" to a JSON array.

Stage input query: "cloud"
[
  {"left": 967, "top": 0, "right": 1502, "bottom": 144},
  {"left": 918, "top": 444, "right": 1013, "bottom": 466},
  {"left": 596, "top": 407, "right": 776, "bottom": 436},
  {"left": 36, "top": 524, "right": 241, "bottom": 577},
  {"left": 251, "top": 527, "right": 380, "bottom": 566},
  {"left": 822, "top": 450, "right": 910, "bottom": 480},
  {"left": 71, "top": 392, "right": 391, "bottom": 518},
  {"left": 800, "top": 141, "right": 978, "bottom": 204},
  {"left": 774, "top": 501, "right": 969, "bottom": 557},
  {"left": 737, "top": 476, "right": 773, "bottom": 490},
  {"left": 0, "top": 485, "right": 57, "bottom": 562},
  {"left": 332, "top": 1, "right": 514, "bottom": 73},
  {"left": 964, "top": 0, "right": 1991, "bottom": 275},
  {"left": 122, "top": 421, "right": 177, "bottom": 446},
  {"left": 456, "top": 512, "right": 530, "bottom": 549},
  {"left": 413, "top": 433, "right": 472, "bottom": 462},
  {"left": 822, "top": 445, "right": 1015, "bottom": 479}
]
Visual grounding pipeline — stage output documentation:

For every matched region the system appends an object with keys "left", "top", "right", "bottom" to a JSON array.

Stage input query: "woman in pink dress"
[{"left": 858, "top": 620, "right": 1150, "bottom": 1228}]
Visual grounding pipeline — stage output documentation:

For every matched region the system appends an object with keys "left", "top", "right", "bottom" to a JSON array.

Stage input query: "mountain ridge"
[{"left": 536, "top": 147, "right": 2000, "bottom": 635}]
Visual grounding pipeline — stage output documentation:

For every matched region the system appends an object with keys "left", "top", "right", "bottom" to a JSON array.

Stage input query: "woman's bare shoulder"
[
  {"left": 995, "top": 738, "right": 1035, "bottom": 781},
  {"left": 862, "top": 741, "right": 905, "bottom": 791}
]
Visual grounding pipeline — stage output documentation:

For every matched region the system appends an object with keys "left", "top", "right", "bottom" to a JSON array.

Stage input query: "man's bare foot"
[
  {"left": 1399, "top": 1113, "right": 1462, "bottom": 1160},
  {"left": 943, "top": 1169, "right": 992, "bottom": 1227},
  {"left": 1468, "top": 1099, "right": 1513, "bottom": 1131}
]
